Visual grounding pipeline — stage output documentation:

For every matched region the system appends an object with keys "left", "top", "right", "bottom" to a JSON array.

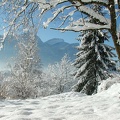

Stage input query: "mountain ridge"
[{"left": 0, "top": 35, "right": 79, "bottom": 69}]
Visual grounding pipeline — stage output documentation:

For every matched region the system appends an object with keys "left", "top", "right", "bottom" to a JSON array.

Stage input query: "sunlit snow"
[{"left": 0, "top": 80, "right": 120, "bottom": 120}]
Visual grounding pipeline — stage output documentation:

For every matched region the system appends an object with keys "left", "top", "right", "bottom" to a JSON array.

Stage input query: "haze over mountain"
[{"left": 0, "top": 35, "right": 79, "bottom": 70}]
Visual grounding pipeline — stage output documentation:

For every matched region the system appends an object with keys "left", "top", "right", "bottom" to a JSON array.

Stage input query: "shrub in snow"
[
  {"left": 0, "top": 82, "right": 7, "bottom": 99},
  {"left": 40, "top": 54, "right": 76, "bottom": 96},
  {"left": 0, "top": 72, "right": 8, "bottom": 99}
]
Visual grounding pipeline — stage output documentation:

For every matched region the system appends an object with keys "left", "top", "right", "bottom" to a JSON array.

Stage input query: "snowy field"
[{"left": 0, "top": 83, "right": 120, "bottom": 120}]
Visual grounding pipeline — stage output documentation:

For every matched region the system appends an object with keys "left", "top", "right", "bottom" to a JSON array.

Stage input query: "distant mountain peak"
[
  {"left": 45, "top": 38, "right": 64, "bottom": 45},
  {"left": 0, "top": 35, "right": 78, "bottom": 69}
]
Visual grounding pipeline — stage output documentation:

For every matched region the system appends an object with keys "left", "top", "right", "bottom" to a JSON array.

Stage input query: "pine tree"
[{"left": 73, "top": 5, "right": 116, "bottom": 95}]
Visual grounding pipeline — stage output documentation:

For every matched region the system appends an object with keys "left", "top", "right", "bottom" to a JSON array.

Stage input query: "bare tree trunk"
[
  {"left": 110, "top": 32, "right": 120, "bottom": 60},
  {"left": 109, "top": 0, "right": 120, "bottom": 60},
  {"left": 118, "top": 0, "right": 120, "bottom": 9}
]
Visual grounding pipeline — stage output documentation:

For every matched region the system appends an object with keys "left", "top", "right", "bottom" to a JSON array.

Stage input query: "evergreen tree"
[{"left": 73, "top": 5, "right": 116, "bottom": 95}]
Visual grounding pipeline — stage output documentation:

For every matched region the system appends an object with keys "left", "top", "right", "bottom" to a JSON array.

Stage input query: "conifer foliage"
[{"left": 73, "top": 5, "right": 116, "bottom": 95}]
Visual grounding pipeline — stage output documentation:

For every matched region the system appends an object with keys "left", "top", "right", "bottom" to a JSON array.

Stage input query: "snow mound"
[
  {"left": 97, "top": 83, "right": 120, "bottom": 97},
  {"left": 98, "top": 76, "right": 120, "bottom": 93},
  {"left": 104, "top": 83, "right": 120, "bottom": 96}
]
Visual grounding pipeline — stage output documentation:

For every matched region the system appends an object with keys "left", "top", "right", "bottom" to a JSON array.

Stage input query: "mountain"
[
  {"left": 38, "top": 38, "right": 78, "bottom": 66},
  {"left": 45, "top": 38, "right": 64, "bottom": 45},
  {"left": 0, "top": 35, "right": 79, "bottom": 69}
]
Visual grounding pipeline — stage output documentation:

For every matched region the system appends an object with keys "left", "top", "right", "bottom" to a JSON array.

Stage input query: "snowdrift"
[{"left": 0, "top": 82, "right": 120, "bottom": 120}]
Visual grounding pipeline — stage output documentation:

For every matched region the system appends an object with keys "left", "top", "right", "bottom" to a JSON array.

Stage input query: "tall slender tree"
[{"left": 73, "top": 5, "right": 116, "bottom": 95}]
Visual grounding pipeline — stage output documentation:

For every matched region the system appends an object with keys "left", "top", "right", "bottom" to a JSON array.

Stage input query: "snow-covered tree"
[
  {"left": 54, "top": 54, "right": 75, "bottom": 93},
  {"left": 40, "top": 64, "right": 58, "bottom": 96},
  {"left": 72, "top": 5, "right": 116, "bottom": 95},
  {"left": 73, "top": 30, "right": 116, "bottom": 95},
  {"left": 8, "top": 31, "right": 42, "bottom": 99},
  {"left": 41, "top": 54, "right": 75, "bottom": 96},
  {"left": 1, "top": 0, "right": 120, "bottom": 59}
]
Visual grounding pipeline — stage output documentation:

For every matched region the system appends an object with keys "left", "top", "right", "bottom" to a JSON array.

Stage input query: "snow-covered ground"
[{"left": 0, "top": 82, "right": 120, "bottom": 120}]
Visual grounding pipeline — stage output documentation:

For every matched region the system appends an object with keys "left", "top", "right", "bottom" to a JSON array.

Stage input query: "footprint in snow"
[
  {"left": 20, "top": 111, "right": 33, "bottom": 115},
  {"left": 47, "top": 105, "right": 60, "bottom": 109}
]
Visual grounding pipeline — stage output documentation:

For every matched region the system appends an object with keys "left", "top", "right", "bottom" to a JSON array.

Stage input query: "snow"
[
  {"left": 0, "top": 80, "right": 120, "bottom": 120},
  {"left": 98, "top": 76, "right": 120, "bottom": 92},
  {"left": 81, "top": 0, "right": 108, "bottom": 4},
  {"left": 43, "top": 5, "right": 73, "bottom": 29},
  {"left": 0, "top": 43, "right": 3, "bottom": 50},
  {"left": 54, "top": 21, "right": 110, "bottom": 32},
  {"left": 42, "top": 0, "right": 111, "bottom": 31}
]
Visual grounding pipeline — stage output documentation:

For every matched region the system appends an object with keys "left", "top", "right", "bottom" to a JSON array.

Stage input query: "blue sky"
[
  {"left": 0, "top": 2, "right": 118, "bottom": 70},
  {"left": 38, "top": 27, "right": 80, "bottom": 43},
  {"left": 37, "top": 25, "right": 115, "bottom": 47}
]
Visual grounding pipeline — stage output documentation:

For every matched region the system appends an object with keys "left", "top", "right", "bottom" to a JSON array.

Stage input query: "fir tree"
[{"left": 73, "top": 5, "right": 116, "bottom": 95}]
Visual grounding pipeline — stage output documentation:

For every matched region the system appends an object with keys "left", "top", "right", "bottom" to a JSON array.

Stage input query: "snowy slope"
[
  {"left": 0, "top": 1, "right": 119, "bottom": 119},
  {"left": 0, "top": 83, "right": 120, "bottom": 120}
]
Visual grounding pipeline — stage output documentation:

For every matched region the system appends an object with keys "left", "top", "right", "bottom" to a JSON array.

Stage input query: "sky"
[
  {"left": 0, "top": 0, "right": 116, "bottom": 45},
  {"left": 38, "top": 26, "right": 80, "bottom": 43},
  {"left": 36, "top": 5, "right": 80, "bottom": 44},
  {"left": 37, "top": 23, "right": 115, "bottom": 47}
]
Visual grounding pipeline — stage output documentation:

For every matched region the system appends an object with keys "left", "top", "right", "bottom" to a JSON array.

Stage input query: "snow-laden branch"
[
  {"left": 58, "top": 10, "right": 77, "bottom": 28},
  {"left": 71, "top": 18, "right": 110, "bottom": 27},
  {"left": 40, "top": 0, "right": 111, "bottom": 31},
  {"left": 43, "top": 5, "right": 73, "bottom": 28},
  {"left": 41, "top": 0, "right": 110, "bottom": 30},
  {"left": 33, "top": 0, "right": 68, "bottom": 9},
  {"left": 74, "top": 0, "right": 108, "bottom": 6},
  {"left": 51, "top": 21, "right": 111, "bottom": 32},
  {"left": 76, "top": 5, "right": 110, "bottom": 24}
]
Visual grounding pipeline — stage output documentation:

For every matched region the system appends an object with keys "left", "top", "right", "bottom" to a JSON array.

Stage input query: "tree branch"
[{"left": 69, "top": 0, "right": 108, "bottom": 7}]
